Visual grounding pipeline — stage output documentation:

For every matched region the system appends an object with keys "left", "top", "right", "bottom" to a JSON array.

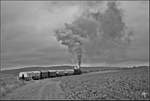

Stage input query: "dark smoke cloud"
[
  {"left": 82, "top": 1, "right": 134, "bottom": 63},
  {"left": 55, "top": 1, "right": 134, "bottom": 65}
]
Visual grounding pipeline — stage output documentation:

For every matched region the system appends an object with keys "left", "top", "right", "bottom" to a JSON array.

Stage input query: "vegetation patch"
[
  {"left": 0, "top": 73, "right": 26, "bottom": 98},
  {"left": 60, "top": 67, "right": 149, "bottom": 100}
]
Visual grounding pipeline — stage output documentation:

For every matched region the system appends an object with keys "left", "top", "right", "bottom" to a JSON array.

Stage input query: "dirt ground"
[
  {"left": 1, "top": 70, "right": 118, "bottom": 100},
  {"left": 1, "top": 79, "right": 65, "bottom": 100}
]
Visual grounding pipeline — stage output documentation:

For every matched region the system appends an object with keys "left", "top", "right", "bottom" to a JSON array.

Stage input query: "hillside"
[
  {"left": 0, "top": 66, "right": 149, "bottom": 100},
  {"left": 60, "top": 67, "right": 149, "bottom": 100}
]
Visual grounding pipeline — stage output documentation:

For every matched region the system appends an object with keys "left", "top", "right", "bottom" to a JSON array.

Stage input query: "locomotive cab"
[{"left": 74, "top": 65, "right": 82, "bottom": 75}]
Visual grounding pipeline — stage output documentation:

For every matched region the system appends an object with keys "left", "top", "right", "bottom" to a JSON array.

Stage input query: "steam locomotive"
[{"left": 18, "top": 66, "right": 81, "bottom": 81}]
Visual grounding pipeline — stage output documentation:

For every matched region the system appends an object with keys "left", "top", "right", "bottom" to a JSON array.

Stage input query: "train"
[{"left": 18, "top": 66, "right": 82, "bottom": 81}]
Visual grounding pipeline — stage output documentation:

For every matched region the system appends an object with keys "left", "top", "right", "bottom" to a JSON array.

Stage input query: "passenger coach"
[
  {"left": 48, "top": 70, "right": 57, "bottom": 77},
  {"left": 18, "top": 66, "right": 82, "bottom": 81}
]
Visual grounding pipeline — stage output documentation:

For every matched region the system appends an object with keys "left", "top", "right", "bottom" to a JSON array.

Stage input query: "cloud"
[
  {"left": 1, "top": 1, "right": 80, "bottom": 67},
  {"left": 1, "top": 1, "right": 149, "bottom": 68}
]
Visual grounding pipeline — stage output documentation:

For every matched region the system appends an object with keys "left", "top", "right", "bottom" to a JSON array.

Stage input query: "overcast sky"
[{"left": 1, "top": 1, "right": 149, "bottom": 69}]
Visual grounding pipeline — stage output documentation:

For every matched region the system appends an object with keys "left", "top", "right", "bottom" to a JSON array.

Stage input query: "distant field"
[
  {"left": 60, "top": 66, "right": 149, "bottom": 100},
  {"left": 0, "top": 65, "right": 133, "bottom": 76},
  {"left": 0, "top": 66, "right": 75, "bottom": 76}
]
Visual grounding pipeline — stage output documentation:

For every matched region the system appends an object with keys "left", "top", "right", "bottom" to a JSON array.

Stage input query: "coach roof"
[{"left": 48, "top": 70, "right": 57, "bottom": 72}]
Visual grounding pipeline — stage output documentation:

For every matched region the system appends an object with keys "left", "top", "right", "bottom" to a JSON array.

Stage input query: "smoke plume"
[{"left": 55, "top": 1, "right": 134, "bottom": 66}]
